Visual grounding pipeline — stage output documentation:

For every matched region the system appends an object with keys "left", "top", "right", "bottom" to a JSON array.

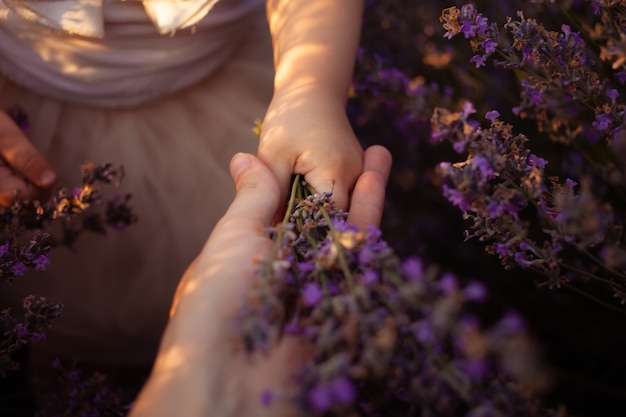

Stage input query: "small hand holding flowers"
[{"left": 259, "top": 0, "right": 365, "bottom": 210}]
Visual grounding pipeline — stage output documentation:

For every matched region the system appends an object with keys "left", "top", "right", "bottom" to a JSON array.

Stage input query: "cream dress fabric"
[{"left": 0, "top": 0, "right": 274, "bottom": 366}]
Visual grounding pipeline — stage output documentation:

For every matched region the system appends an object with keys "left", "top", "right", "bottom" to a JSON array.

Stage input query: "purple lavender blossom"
[
  {"left": 464, "top": 281, "right": 488, "bottom": 302},
  {"left": 11, "top": 262, "right": 27, "bottom": 276},
  {"left": 308, "top": 383, "right": 332, "bottom": 412},
  {"left": 237, "top": 176, "right": 548, "bottom": 417},
  {"left": 328, "top": 376, "right": 356, "bottom": 405},
  {"left": 260, "top": 389, "right": 276, "bottom": 407},
  {"left": 400, "top": 257, "right": 424, "bottom": 281},
  {"left": 33, "top": 254, "right": 51, "bottom": 271},
  {"left": 302, "top": 282, "right": 324, "bottom": 306}
]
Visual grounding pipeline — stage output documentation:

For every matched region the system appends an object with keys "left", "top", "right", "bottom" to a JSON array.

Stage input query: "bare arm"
[
  {"left": 259, "top": 0, "right": 365, "bottom": 210},
  {"left": 267, "top": 0, "right": 363, "bottom": 103}
]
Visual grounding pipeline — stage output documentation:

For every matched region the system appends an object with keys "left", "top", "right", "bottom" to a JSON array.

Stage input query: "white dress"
[{"left": 0, "top": 0, "right": 274, "bottom": 368}]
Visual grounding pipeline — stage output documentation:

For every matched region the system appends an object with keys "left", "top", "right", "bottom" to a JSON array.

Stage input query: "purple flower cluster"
[
  {"left": 35, "top": 359, "right": 133, "bottom": 417},
  {"left": 236, "top": 177, "right": 555, "bottom": 416},
  {"left": 435, "top": 3, "right": 626, "bottom": 309},
  {"left": 0, "top": 106, "right": 138, "bottom": 399},
  {"left": 440, "top": 4, "right": 613, "bottom": 145},
  {"left": 0, "top": 231, "right": 50, "bottom": 283},
  {"left": 349, "top": 0, "right": 626, "bottom": 415},
  {"left": 0, "top": 160, "right": 137, "bottom": 268},
  {"left": 0, "top": 295, "right": 62, "bottom": 375},
  {"left": 49, "top": 161, "right": 137, "bottom": 246},
  {"left": 433, "top": 103, "right": 622, "bottom": 296}
]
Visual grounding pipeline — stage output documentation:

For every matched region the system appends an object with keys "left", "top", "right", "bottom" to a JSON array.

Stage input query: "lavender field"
[{"left": 2, "top": 1, "right": 626, "bottom": 416}]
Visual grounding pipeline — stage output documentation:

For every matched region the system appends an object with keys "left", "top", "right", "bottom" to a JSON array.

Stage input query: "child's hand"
[
  {"left": 258, "top": 91, "right": 363, "bottom": 211},
  {"left": 0, "top": 111, "right": 56, "bottom": 204},
  {"left": 261, "top": 0, "right": 365, "bottom": 212}
]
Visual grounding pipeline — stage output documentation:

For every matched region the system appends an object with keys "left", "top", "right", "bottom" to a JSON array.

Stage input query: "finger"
[
  {"left": 173, "top": 153, "right": 282, "bottom": 312},
  {"left": 226, "top": 152, "right": 282, "bottom": 226},
  {"left": 0, "top": 112, "right": 56, "bottom": 189},
  {"left": 301, "top": 170, "right": 352, "bottom": 211},
  {"left": 327, "top": 176, "right": 352, "bottom": 212},
  {"left": 362, "top": 145, "right": 392, "bottom": 182},
  {"left": 347, "top": 145, "right": 392, "bottom": 231},
  {"left": 0, "top": 164, "right": 35, "bottom": 204},
  {"left": 301, "top": 149, "right": 364, "bottom": 211},
  {"left": 256, "top": 145, "right": 295, "bottom": 221}
]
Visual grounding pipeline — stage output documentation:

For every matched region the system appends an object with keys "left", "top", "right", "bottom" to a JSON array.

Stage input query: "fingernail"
[
  {"left": 230, "top": 153, "right": 252, "bottom": 181},
  {"left": 40, "top": 169, "right": 57, "bottom": 187}
]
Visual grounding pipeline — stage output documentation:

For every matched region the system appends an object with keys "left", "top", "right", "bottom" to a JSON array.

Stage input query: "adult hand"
[
  {"left": 129, "top": 145, "right": 391, "bottom": 417},
  {"left": 0, "top": 111, "right": 56, "bottom": 204}
]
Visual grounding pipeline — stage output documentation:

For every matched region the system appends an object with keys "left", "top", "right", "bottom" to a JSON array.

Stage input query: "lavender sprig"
[
  {"left": 440, "top": 4, "right": 610, "bottom": 145},
  {"left": 434, "top": 103, "right": 626, "bottom": 307},
  {"left": 0, "top": 161, "right": 137, "bottom": 281},
  {"left": 436, "top": 3, "right": 626, "bottom": 309},
  {"left": 0, "top": 295, "right": 62, "bottom": 376}
]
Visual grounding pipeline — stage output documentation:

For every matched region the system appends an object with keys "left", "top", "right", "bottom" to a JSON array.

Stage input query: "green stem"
[
  {"left": 508, "top": 179, "right": 626, "bottom": 285},
  {"left": 319, "top": 204, "right": 356, "bottom": 289},
  {"left": 564, "top": 282, "right": 626, "bottom": 316},
  {"left": 282, "top": 174, "right": 301, "bottom": 225},
  {"left": 561, "top": 262, "right": 626, "bottom": 291}
]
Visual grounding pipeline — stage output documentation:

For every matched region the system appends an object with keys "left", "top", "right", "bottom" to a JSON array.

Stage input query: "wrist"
[{"left": 271, "top": 80, "right": 350, "bottom": 110}]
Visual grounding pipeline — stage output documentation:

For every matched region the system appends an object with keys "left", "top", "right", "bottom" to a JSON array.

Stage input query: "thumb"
[
  {"left": 226, "top": 152, "right": 282, "bottom": 226},
  {"left": 305, "top": 172, "right": 352, "bottom": 211}
]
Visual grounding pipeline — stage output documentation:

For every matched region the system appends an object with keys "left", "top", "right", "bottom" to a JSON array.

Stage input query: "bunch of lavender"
[
  {"left": 435, "top": 3, "right": 626, "bottom": 310},
  {"left": 439, "top": 2, "right": 619, "bottom": 143},
  {"left": 236, "top": 177, "right": 557, "bottom": 417},
  {"left": 1, "top": 106, "right": 137, "bottom": 284},
  {"left": 348, "top": 1, "right": 626, "bottom": 415},
  {"left": 0, "top": 161, "right": 136, "bottom": 283}
]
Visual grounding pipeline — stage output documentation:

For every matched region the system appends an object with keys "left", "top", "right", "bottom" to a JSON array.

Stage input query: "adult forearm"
[{"left": 266, "top": 0, "right": 364, "bottom": 105}]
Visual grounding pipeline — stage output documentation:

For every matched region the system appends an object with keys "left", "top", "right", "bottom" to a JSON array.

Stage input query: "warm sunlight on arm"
[{"left": 266, "top": 0, "right": 364, "bottom": 104}]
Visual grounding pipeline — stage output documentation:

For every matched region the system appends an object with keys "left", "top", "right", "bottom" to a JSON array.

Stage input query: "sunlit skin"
[
  {"left": 260, "top": 0, "right": 365, "bottom": 211},
  {"left": 0, "top": 111, "right": 56, "bottom": 204},
  {"left": 128, "top": 146, "right": 391, "bottom": 417}
]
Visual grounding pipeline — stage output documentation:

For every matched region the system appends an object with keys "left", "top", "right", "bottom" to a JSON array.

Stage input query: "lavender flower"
[
  {"left": 435, "top": 3, "right": 626, "bottom": 307},
  {"left": 235, "top": 177, "right": 553, "bottom": 416},
  {"left": 0, "top": 106, "right": 139, "bottom": 411},
  {"left": 0, "top": 295, "right": 62, "bottom": 375},
  {"left": 351, "top": 1, "right": 626, "bottom": 416},
  {"left": 35, "top": 359, "right": 133, "bottom": 417}
]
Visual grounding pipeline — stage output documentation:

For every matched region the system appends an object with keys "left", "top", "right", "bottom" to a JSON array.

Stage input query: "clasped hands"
[{"left": 129, "top": 145, "right": 391, "bottom": 417}]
